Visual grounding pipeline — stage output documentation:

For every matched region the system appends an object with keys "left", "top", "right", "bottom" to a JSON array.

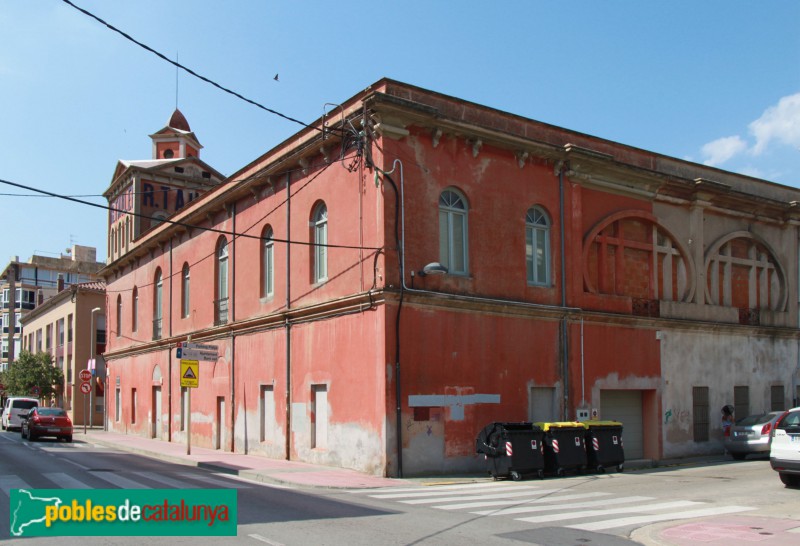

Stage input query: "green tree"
[{"left": 3, "top": 351, "right": 63, "bottom": 399}]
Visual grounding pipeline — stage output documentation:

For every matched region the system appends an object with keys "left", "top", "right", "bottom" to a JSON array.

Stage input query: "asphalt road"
[{"left": 1, "top": 429, "right": 798, "bottom": 545}]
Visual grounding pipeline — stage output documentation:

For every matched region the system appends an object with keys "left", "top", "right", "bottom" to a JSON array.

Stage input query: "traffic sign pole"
[{"left": 81, "top": 368, "right": 93, "bottom": 434}]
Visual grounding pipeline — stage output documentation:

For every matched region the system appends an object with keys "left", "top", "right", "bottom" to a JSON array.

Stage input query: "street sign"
[
  {"left": 179, "top": 342, "right": 218, "bottom": 351},
  {"left": 80, "top": 382, "right": 91, "bottom": 395},
  {"left": 180, "top": 360, "right": 199, "bottom": 388},
  {"left": 79, "top": 369, "right": 92, "bottom": 382},
  {"left": 177, "top": 347, "right": 218, "bottom": 362},
  {"left": 31, "top": 386, "right": 40, "bottom": 396}
]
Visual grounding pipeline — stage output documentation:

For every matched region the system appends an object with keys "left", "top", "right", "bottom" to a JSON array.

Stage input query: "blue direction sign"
[{"left": 176, "top": 345, "right": 218, "bottom": 362}]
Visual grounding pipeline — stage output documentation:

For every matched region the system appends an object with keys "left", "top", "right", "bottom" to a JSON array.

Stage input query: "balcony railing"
[
  {"left": 215, "top": 297, "right": 229, "bottom": 326},
  {"left": 152, "top": 317, "right": 163, "bottom": 340}
]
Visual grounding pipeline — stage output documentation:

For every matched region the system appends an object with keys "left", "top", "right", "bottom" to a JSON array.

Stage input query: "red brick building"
[{"left": 101, "top": 80, "right": 799, "bottom": 476}]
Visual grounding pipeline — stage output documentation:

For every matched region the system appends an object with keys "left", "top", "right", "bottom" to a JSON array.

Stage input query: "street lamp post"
[{"left": 87, "top": 307, "right": 101, "bottom": 434}]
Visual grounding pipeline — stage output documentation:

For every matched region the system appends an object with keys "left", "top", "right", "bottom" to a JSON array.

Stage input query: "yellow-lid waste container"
[
  {"left": 534, "top": 421, "right": 588, "bottom": 477},
  {"left": 584, "top": 420, "right": 625, "bottom": 473}
]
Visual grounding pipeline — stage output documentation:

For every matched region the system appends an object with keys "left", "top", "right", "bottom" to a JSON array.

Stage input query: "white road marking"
[
  {"left": 0, "top": 475, "right": 31, "bottom": 495},
  {"left": 435, "top": 491, "right": 610, "bottom": 511},
  {"left": 89, "top": 471, "right": 150, "bottom": 489},
  {"left": 43, "top": 473, "right": 90, "bottom": 489},
  {"left": 248, "top": 534, "right": 285, "bottom": 545},
  {"left": 371, "top": 484, "right": 539, "bottom": 499},
  {"left": 515, "top": 500, "right": 703, "bottom": 523},
  {"left": 568, "top": 505, "right": 754, "bottom": 531}
]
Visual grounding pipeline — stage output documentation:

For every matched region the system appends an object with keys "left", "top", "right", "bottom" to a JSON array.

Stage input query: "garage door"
[{"left": 600, "top": 390, "right": 643, "bottom": 459}]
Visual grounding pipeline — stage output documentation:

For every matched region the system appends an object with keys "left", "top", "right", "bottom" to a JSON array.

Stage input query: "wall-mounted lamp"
[
  {"left": 409, "top": 262, "right": 448, "bottom": 288},
  {"left": 417, "top": 262, "right": 448, "bottom": 277}
]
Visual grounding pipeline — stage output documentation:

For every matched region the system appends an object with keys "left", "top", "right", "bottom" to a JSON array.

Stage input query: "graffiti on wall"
[{"left": 663, "top": 408, "right": 691, "bottom": 426}]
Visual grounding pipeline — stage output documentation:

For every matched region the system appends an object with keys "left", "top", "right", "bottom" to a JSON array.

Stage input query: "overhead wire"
[{"left": 60, "top": 0, "right": 327, "bottom": 134}]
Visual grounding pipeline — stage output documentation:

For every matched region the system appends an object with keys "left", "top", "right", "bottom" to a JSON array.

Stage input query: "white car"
[
  {"left": 1, "top": 397, "right": 40, "bottom": 431},
  {"left": 770, "top": 407, "right": 800, "bottom": 487}
]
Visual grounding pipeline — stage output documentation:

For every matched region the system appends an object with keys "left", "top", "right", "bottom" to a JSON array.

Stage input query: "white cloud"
[
  {"left": 700, "top": 135, "right": 747, "bottom": 166},
  {"left": 749, "top": 93, "right": 800, "bottom": 155}
]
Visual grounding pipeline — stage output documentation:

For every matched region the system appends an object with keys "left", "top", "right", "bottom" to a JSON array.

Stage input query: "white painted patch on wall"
[{"left": 408, "top": 393, "right": 501, "bottom": 420}]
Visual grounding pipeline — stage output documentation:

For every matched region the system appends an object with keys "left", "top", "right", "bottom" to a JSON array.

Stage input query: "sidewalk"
[
  {"left": 80, "top": 428, "right": 412, "bottom": 489},
  {"left": 78, "top": 428, "right": 730, "bottom": 490}
]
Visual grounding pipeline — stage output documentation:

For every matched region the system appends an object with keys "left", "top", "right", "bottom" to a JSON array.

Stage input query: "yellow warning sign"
[{"left": 180, "top": 359, "right": 199, "bottom": 388}]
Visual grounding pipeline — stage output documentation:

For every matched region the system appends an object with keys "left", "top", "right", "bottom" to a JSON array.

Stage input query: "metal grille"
[
  {"left": 733, "top": 386, "right": 749, "bottom": 421},
  {"left": 692, "top": 386, "right": 709, "bottom": 442},
  {"left": 771, "top": 385, "right": 785, "bottom": 412}
]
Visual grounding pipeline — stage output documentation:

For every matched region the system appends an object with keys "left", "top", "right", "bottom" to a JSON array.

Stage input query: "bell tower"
[{"left": 149, "top": 108, "right": 203, "bottom": 160}]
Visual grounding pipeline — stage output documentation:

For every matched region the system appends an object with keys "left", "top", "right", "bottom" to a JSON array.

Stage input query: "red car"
[{"left": 21, "top": 407, "right": 73, "bottom": 442}]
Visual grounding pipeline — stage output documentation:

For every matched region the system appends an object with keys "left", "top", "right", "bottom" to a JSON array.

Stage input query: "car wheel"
[
  {"left": 65, "top": 435, "right": 72, "bottom": 443},
  {"left": 731, "top": 453, "right": 747, "bottom": 461},
  {"left": 20, "top": 427, "right": 26, "bottom": 439},
  {"left": 510, "top": 471, "right": 522, "bottom": 481},
  {"left": 28, "top": 431, "right": 37, "bottom": 442},
  {"left": 779, "top": 473, "right": 800, "bottom": 487}
]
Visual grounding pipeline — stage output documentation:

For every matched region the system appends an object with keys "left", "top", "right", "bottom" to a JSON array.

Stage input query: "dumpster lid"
[
  {"left": 585, "top": 420, "right": 623, "bottom": 427},
  {"left": 534, "top": 421, "right": 587, "bottom": 431}
]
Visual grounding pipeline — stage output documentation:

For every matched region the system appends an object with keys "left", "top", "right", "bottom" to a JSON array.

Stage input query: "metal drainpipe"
[
  {"left": 230, "top": 202, "right": 236, "bottom": 453},
  {"left": 168, "top": 238, "right": 173, "bottom": 442},
  {"left": 559, "top": 162, "right": 570, "bottom": 420},
  {"left": 285, "top": 171, "right": 292, "bottom": 461}
]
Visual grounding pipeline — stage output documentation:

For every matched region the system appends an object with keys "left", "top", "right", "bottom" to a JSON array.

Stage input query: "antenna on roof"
[{"left": 175, "top": 51, "right": 180, "bottom": 110}]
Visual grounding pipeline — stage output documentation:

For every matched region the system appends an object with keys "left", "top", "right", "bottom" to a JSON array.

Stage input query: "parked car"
[
  {"left": 770, "top": 407, "right": 800, "bottom": 487},
  {"left": 1, "top": 397, "right": 39, "bottom": 431},
  {"left": 724, "top": 411, "right": 784, "bottom": 460},
  {"left": 20, "top": 407, "right": 73, "bottom": 442}
]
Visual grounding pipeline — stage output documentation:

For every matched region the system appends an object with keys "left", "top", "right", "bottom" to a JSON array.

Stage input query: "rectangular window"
[
  {"left": 311, "top": 384, "right": 328, "bottom": 449},
  {"left": 771, "top": 385, "right": 785, "bottom": 412},
  {"left": 180, "top": 387, "right": 188, "bottom": 431},
  {"left": 692, "top": 386, "right": 709, "bottom": 442},
  {"left": 733, "top": 386, "right": 749, "bottom": 420},
  {"left": 67, "top": 314, "right": 73, "bottom": 343},
  {"left": 57, "top": 318, "right": 65, "bottom": 347},
  {"left": 260, "top": 385, "right": 274, "bottom": 442},
  {"left": 115, "top": 387, "right": 121, "bottom": 422},
  {"left": 131, "top": 388, "right": 137, "bottom": 424},
  {"left": 45, "top": 324, "right": 52, "bottom": 351}
]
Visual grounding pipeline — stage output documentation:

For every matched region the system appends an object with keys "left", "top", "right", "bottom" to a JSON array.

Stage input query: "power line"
[
  {"left": 61, "top": 0, "right": 321, "bottom": 133},
  {"left": 0, "top": 175, "right": 380, "bottom": 252}
]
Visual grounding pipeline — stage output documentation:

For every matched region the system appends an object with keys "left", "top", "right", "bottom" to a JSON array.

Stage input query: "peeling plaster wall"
[{"left": 660, "top": 329, "right": 798, "bottom": 458}]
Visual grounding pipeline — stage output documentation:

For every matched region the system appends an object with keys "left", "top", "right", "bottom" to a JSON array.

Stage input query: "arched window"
[
  {"left": 438, "top": 189, "right": 468, "bottom": 275},
  {"left": 262, "top": 226, "right": 274, "bottom": 297},
  {"left": 131, "top": 286, "right": 138, "bottom": 332},
  {"left": 181, "top": 263, "right": 190, "bottom": 318},
  {"left": 216, "top": 238, "right": 229, "bottom": 324},
  {"left": 110, "top": 227, "right": 116, "bottom": 256},
  {"left": 153, "top": 269, "right": 163, "bottom": 340},
  {"left": 312, "top": 203, "right": 328, "bottom": 283},
  {"left": 526, "top": 206, "right": 551, "bottom": 286},
  {"left": 115, "top": 294, "right": 122, "bottom": 337}
]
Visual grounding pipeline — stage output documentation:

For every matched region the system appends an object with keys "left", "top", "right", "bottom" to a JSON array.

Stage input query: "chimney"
[{"left": 57, "top": 274, "right": 64, "bottom": 293}]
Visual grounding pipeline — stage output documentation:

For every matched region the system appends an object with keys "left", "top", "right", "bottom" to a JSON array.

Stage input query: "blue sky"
[{"left": 1, "top": 1, "right": 799, "bottom": 263}]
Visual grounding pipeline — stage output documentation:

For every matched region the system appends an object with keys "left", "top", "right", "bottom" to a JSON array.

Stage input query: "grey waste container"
[{"left": 476, "top": 422, "right": 545, "bottom": 480}]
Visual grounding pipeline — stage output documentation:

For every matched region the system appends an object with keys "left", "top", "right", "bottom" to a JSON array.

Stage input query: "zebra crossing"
[
  {"left": 0, "top": 470, "right": 252, "bottom": 495},
  {"left": 348, "top": 481, "right": 754, "bottom": 532}
]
